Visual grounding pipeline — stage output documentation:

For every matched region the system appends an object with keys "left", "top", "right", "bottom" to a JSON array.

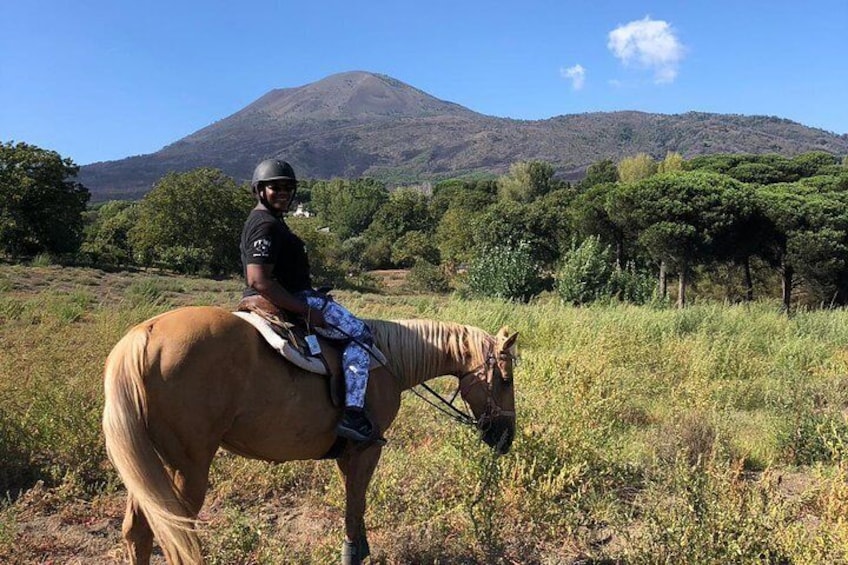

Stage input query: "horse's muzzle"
[{"left": 480, "top": 415, "right": 515, "bottom": 454}]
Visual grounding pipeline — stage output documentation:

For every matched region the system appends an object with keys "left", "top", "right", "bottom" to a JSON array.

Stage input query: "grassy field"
[{"left": 2, "top": 263, "right": 848, "bottom": 563}]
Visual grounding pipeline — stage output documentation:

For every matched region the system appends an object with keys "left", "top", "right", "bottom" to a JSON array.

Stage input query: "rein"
[{"left": 409, "top": 382, "right": 477, "bottom": 426}]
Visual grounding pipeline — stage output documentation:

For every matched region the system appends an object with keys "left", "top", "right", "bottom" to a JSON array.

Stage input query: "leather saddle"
[
  {"left": 235, "top": 295, "right": 388, "bottom": 408},
  {"left": 236, "top": 294, "right": 346, "bottom": 406}
]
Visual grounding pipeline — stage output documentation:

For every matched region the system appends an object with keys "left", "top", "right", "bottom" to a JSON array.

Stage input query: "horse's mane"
[{"left": 366, "top": 318, "right": 492, "bottom": 388}]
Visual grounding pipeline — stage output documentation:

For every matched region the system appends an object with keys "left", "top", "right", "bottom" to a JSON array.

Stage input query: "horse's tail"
[{"left": 102, "top": 323, "right": 203, "bottom": 564}]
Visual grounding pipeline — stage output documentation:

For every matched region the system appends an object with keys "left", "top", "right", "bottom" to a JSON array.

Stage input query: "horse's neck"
[{"left": 369, "top": 319, "right": 488, "bottom": 390}]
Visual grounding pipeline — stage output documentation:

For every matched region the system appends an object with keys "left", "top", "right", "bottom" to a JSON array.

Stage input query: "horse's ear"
[{"left": 500, "top": 331, "right": 518, "bottom": 352}]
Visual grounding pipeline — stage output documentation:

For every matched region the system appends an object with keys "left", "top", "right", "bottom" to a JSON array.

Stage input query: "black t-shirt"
[{"left": 240, "top": 207, "right": 312, "bottom": 297}]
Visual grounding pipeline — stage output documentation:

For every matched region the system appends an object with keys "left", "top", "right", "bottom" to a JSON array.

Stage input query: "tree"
[
  {"left": 757, "top": 183, "right": 848, "bottom": 310},
  {"left": 657, "top": 152, "right": 685, "bottom": 174},
  {"left": 610, "top": 171, "right": 754, "bottom": 307},
  {"left": 471, "top": 201, "right": 537, "bottom": 259},
  {"left": 726, "top": 162, "right": 784, "bottom": 185},
  {"left": 0, "top": 141, "right": 90, "bottom": 256},
  {"left": 391, "top": 230, "right": 439, "bottom": 267},
  {"left": 81, "top": 200, "right": 139, "bottom": 265},
  {"left": 429, "top": 178, "right": 497, "bottom": 221},
  {"left": 617, "top": 153, "right": 658, "bottom": 183},
  {"left": 129, "top": 168, "right": 253, "bottom": 275},
  {"left": 497, "top": 160, "right": 556, "bottom": 203},
  {"left": 363, "top": 188, "right": 432, "bottom": 268},
  {"left": 524, "top": 188, "right": 576, "bottom": 266},
  {"left": 287, "top": 216, "right": 348, "bottom": 287},
  {"left": 571, "top": 182, "right": 629, "bottom": 269},
  {"left": 579, "top": 158, "right": 619, "bottom": 190},
  {"left": 366, "top": 188, "right": 431, "bottom": 241},
  {"left": 310, "top": 178, "right": 388, "bottom": 240},
  {"left": 435, "top": 206, "right": 483, "bottom": 271},
  {"left": 790, "top": 152, "right": 839, "bottom": 178}
]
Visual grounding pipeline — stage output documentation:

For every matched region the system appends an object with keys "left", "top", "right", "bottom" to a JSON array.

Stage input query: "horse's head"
[{"left": 459, "top": 326, "right": 518, "bottom": 454}]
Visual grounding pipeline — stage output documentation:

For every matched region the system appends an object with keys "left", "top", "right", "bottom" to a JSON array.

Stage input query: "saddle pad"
[{"left": 232, "top": 311, "right": 389, "bottom": 374}]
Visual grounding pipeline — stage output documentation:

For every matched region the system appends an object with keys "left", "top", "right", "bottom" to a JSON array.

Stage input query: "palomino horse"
[{"left": 102, "top": 306, "right": 518, "bottom": 564}]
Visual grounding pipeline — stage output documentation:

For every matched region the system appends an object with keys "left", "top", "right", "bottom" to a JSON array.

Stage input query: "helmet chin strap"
[
  {"left": 257, "top": 187, "right": 284, "bottom": 217},
  {"left": 255, "top": 182, "right": 297, "bottom": 216}
]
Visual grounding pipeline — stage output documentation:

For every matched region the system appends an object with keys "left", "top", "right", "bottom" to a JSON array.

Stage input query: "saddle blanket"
[{"left": 232, "top": 311, "right": 387, "bottom": 375}]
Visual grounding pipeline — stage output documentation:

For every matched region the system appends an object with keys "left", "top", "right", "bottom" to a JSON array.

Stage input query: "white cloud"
[
  {"left": 608, "top": 16, "right": 684, "bottom": 83},
  {"left": 560, "top": 64, "right": 586, "bottom": 90}
]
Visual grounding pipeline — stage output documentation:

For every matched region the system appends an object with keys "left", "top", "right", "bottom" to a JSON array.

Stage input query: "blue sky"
[{"left": 2, "top": 0, "right": 846, "bottom": 165}]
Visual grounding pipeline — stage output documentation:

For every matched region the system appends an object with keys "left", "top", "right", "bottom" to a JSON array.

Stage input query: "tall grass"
[{"left": 2, "top": 266, "right": 848, "bottom": 562}]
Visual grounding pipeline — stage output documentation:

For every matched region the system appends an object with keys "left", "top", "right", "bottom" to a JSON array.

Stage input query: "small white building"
[{"left": 291, "top": 204, "right": 311, "bottom": 217}]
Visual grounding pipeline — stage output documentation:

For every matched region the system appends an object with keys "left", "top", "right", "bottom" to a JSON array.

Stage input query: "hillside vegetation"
[
  {"left": 2, "top": 264, "right": 848, "bottom": 563},
  {"left": 77, "top": 71, "right": 848, "bottom": 199}
]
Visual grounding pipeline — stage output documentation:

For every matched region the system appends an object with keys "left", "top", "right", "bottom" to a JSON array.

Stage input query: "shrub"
[
  {"left": 407, "top": 260, "right": 450, "bottom": 293},
  {"left": 555, "top": 237, "right": 612, "bottom": 305},
  {"left": 465, "top": 240, "right": 545, "bottom": 301},
  {"left": 556, "top": 237, "right": 656, "bottom": 305},
  {"left": 609, "top": 265, "right": 656, "bottom": 304},
  {"left": 30, "top": 254, "right": 53, "bottom": 267}
]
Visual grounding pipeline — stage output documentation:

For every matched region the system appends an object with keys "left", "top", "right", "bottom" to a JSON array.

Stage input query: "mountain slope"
[{"left": 79, "top": 71, "right": 848, "bottom": 201}]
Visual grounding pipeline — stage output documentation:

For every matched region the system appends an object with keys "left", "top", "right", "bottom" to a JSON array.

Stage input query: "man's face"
[{"left": 260, "top": 180, "right": 296, "bottom": 213}]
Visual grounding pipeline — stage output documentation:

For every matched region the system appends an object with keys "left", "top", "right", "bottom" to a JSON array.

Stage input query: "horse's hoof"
[
  {"left": 359, "top": 534, "right": 370, "bottom": 560},
  {"left": 341, "top": 540, "right": 361, "bottom": 565}
]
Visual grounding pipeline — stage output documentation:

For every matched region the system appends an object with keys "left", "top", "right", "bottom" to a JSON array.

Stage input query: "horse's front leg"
[{"left": 336, "top": 444, "right": 383, "bottom": 565}]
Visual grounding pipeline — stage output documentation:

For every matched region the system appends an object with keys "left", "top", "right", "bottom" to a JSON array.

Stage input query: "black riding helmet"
[
  {"left": 252, "top": 159, "right": 297, "bottom": 213},
  {"left": 251, "top": 159, "right": 297, "bottom": 191}
]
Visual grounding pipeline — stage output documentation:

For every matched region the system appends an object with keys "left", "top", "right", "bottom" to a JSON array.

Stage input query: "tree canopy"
[
  {"left": 129, "top": 168, "right": 252, "bottom": 275},
  {"left": 5, "top": 142, "right": 848, "bottom": 309},
  {"left": 310, "top": 178, "right": 388, "bottom": 240},
  {"left": 0, "top": 142, "right": 90, "bottom": 256}
]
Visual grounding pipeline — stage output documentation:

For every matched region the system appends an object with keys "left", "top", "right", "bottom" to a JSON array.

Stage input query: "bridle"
[
  {"left": 326, "top": 322, "right": 516, "bottom": 429},
  {"left": 412, "top": 342, "right": 516, "bottom": 429}
]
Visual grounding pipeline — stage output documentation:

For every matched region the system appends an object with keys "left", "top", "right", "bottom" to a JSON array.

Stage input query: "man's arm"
[{"left": 246, "top": 263, "right": 325, "bottom": 327}]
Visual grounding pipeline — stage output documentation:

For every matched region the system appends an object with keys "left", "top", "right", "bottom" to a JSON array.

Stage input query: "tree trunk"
[
  {"left": 615, "top": 237, "right": 624, "bottom": 271},
  {"left": 658, "top": 261, "right": 667, "bottom": 299},
  {"left": 743, "top": 257, "right": 754, "bottom": 302},
  {"left": 781, "top": 261, "right": 793, "bottom": 313},
  {"left": 677, "top": 266, "right": 687, "bottom": 309}
]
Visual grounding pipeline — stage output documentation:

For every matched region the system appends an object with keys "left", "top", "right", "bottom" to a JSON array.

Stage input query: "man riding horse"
[{"left": 240, "top": 158, "right": 380, "bottom": 444}]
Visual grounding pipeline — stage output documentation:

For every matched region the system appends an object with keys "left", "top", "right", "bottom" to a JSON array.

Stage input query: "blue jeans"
[{"left": 296, "top": 291, "right": 371, "bottom": 409}]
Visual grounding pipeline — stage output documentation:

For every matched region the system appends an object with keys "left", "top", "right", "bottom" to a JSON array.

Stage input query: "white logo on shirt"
[{"left": 252, "top": 238, "right": 271, "bottom": 257}]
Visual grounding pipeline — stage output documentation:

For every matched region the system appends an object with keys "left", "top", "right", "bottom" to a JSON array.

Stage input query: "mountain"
[{"left": 79, "top": 71, "right": 848, "bottom": 201}]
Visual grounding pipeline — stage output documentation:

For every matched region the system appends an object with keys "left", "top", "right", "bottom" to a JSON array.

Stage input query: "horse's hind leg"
[
  {"left": 122, "top": 495, "right": 153, "bottom": 565},
  {"left": 121, "top": 456, "right": 213, "bottom": 565}
]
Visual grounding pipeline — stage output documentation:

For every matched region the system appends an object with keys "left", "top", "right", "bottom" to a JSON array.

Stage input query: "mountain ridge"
[{"left": 79, "top": 71, "right": 848, "bottom": 201}]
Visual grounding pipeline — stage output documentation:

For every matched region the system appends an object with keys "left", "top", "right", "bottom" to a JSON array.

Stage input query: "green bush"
[
  {"left": 555, "top": 237, "right": 613, "bottom": 305},
  {"left": 556, "top": 237, "right": 656, "bottom": 305},
  {"left": 465, "top": 240, "right": 545, "bottom": 301},
  {"left": 30, "top": 254, "right": 53, "bottom": 267},
  {"left": 155, "top": 245, "right": 207, "bottom": 275},
  {"left": 407, "top": 260, "right": 450, "bottom": 293},
  {"left": 609, "top": 265, "right": 656, "bottom": 304}
]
